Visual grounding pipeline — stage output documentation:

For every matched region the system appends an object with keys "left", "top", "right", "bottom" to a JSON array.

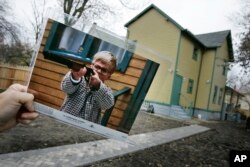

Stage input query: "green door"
[{"left": 171, "top": 75, "right": 183, "bottom": 105}]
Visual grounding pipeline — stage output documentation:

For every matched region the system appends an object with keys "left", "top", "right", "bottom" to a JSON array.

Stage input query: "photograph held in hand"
[{"left": 28, "top": 18, "right": 160, "bottom": 141}]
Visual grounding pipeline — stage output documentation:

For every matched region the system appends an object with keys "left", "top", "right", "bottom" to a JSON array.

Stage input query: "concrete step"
[
  {"left": 171, "top": 105, "right": 182, "bottom": 109},
  {"left": 141, "top": 103, "right": 192, "bottom": 120},
  {"left": 169, "top": 111, "right": 192, "bottom": 120},
  {"left": 171, "top": 114, "right": 191, "bottom": 120}
]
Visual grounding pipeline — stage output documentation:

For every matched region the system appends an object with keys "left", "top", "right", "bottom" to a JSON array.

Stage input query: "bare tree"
[
  {"left": 58, "top": 0, "right": 116, "bottom": 26},
  {"left": 28, "top": 0, "right": 47, "bottom": 44},
  {"left": 235, "top": 0, "right": 250, "bottom": 65},
  {"left": 227, "top": 0, "right": 250, "bottom": 93},
  {"left": 0, "top": 0, "right": 34, "bottom": 66},
  {"left": 2, "top": 41, "right": 33, "bottom": 66},
  {"left": 0, "top": 0, "right": 20, "bottom": 44},
  {"left": 119, "top": 0, "right": 151, "bottom": 10},
  {"left": 227, "top": 63, "right": 250, "bottom": 93}
]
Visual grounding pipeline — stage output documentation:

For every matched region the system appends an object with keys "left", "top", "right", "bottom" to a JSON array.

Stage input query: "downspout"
[
  {"left": 220, "top": 86, "right": 227, "bottom": 120},
  {"left": 170, "top": 30, "right": 182, "bottom": 104},
  {"left": 220, "top": 64, "right": 230, "bottom": 120},
  {"left": 192, "top": 49, "right": 204, "bottom": 116},
  {"left": 230, "top": 90, "right": 233, "bottom": 104},
  {"left": 236, "top": 94, "right": 240, "bottom": 106},
  {"left": 207, "top": 49, "right": 217, "bottom": 112}
]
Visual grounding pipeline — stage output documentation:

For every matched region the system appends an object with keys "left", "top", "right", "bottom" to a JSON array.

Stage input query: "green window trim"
[
  {"left": 187, "top": 79, "right": 194, "bottom": 94},
  {"left": 44, "top": 21, "right": 132, "bottom": 72}
]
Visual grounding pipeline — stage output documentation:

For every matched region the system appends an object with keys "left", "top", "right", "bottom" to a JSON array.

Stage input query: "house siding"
[
  {"left": 177, "top": 35, "right": 202, "bottom": 108},
  {"left": 196, "top": 50, "right": 215, "bottom": 109},
  {"left": 127, "top": 8, "right": 181, "bottom": 104},
  {"left": 209, "top": 40, "right": 229, "bottom": 111},
  {"left": 126, "top": 5, "right": 232, "bottom": 120}
]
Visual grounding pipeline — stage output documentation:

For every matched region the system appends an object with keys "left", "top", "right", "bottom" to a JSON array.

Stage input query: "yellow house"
[{"left": 125, "top": 4, "right": 234, "bottom": 120}]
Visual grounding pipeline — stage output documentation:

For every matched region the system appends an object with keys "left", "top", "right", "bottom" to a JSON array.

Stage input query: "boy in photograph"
[{"left": 60, "top": 51, "right": 117, "bottom": 124}]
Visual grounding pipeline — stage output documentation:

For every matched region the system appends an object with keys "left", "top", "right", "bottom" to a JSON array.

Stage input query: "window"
[
  {"left": 218, "top": 88, "right": 224, "bottom": 104},
  {"left": 192, "top": 48, "right": 199, "bottom": 61},
  {"left": 44, "top": 21, "right": 132, "bottom": 72},
  {"left": 91, "top": 40, "right": 133, "bottom": 72},
  {"left": 187, "top": 79, "right": 194, "bottom": 94},
  {"left": 58, "top": 27, "right": 86, "bottom": 53},
  {"left": 212, "top": 86, "right": 218, "bottom": 104}
]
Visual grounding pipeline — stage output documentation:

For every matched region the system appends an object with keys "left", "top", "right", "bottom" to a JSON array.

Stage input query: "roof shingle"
[{"left": 195, "top": 30, "right": 231, "bottom": 48}]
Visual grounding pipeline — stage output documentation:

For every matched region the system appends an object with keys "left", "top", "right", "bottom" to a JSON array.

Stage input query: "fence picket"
[{"left": 0, "top": 64, "right": 30, "bottom": 90}]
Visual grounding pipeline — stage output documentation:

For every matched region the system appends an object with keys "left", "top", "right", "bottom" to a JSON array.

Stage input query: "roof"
[
  {"left": 125, "top": 4, "right": 234, "bottom": 61},
  {"left": 125, "top": 4, "right": 184, "bottom": 30},
  {"left": 124, "top": 4, "right": 205, "bottom": 48},
  {"left": 196, "top": 30, "right": 234, "bottom": 61},
  {"left": 196, "top": 30, "right": 230, "bottom": 48},
  {"left": 225, "top": 86, "right": 245, "bottom": 97}
]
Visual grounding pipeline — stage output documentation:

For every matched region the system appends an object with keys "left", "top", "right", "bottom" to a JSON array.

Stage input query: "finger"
[
  {"left": 16, "top": 92, "right": 34, "bottom": 112},
  {"left": 92, "top": 69, "right": 98, "bottom": 76},
  {"left": 27, "top": 89, "right": 39, "bottom": 98},
  {"left": 89, "top": 75, "right": 95, "bottom": 84},
  {"left": 80, "top": 67, "right": 87, "bottom": 75},
  {"left": 71, "top": 62, "right": 84, "bottom": 71},
  {"left": 19, "top": 112, "right": 39, "bottom": 120},
  {"left": 9, "top": 84, "right": 28, "bottom": 92}
]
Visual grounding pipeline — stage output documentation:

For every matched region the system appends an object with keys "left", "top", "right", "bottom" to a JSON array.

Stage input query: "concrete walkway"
[{"left": 0, "top": 124, "right": 209, "bottom": 167}]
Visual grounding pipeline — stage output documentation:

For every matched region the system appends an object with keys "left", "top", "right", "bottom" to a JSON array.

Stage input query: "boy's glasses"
[{"left": 92, "top": 64, "right": 110, "bottom": 76}]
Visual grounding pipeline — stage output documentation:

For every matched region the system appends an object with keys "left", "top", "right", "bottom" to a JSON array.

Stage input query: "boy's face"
[{"left": 91, "top": 60, "right": 111, "bottom": 81}]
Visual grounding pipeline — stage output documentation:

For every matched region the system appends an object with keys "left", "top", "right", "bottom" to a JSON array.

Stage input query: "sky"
[
  {"left": 108, "top": 0, "right": 242, "bottom": 39},
  {"left": 11, "top": 0, "right": 248, "bottom": 93},
  {"left": 12, "top": 0, "right": 242, "bottom": 39},
  {"left": 152, "top": 0, "right": 241, "bottom": 35}
]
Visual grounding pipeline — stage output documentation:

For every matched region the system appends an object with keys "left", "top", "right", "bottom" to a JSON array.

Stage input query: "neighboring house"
[
  {"left": 124, "top": 4, "right": 234, "bottom": 120},
  {"left": 239, "top": 94, "right": 250, "bottom": 111},
  {"left": 225, "top": 90, "right": 250, "bottom": 111},
  {"left": 224, "top": 86, "right": 245, "bottom": 109}
]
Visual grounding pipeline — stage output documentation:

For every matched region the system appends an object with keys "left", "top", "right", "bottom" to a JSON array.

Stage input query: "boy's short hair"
[{"left": 93, "top": 51, "right": 117, "bottom": 73}]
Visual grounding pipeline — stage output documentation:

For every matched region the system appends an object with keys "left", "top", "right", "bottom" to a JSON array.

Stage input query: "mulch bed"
[
  {"left": 0, "top": 111, "right": 184, "bottom": 154},
  {"left": 0, "top": 111, "right": 249, "bottom": 167},
  {"left": 89, "top": 117, "right": 250, "bottom": 167}
]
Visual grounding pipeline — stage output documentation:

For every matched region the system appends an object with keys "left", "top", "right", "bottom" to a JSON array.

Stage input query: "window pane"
[
  {"left": 58, "top": 27, "right": 86, "bottom": 53},
  {"left": 187, "top": 79, "right": 194, "bottom": 94},
  {"left": 192, "top": 48, "right": 198, "bottom": 61},
  {"left": 212, "top": 86, "right": 218, "bottom": 104}
]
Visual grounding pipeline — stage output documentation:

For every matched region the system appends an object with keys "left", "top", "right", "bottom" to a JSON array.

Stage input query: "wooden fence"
[
  {"left": 29, "top": 19, "right": 149, "bottom": 132},
  {"left": 0, "top": 64, "right": 30, "bottom": 90}
]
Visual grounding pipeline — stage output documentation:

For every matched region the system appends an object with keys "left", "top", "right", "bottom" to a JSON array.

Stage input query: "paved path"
[{"left": 0, "top": 124, "right": 209, "bottom": 167}]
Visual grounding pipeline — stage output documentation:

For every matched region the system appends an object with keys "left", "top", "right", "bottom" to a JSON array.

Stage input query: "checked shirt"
[{"left": 60, "top": 71, "right": 114, "bottom": 124}]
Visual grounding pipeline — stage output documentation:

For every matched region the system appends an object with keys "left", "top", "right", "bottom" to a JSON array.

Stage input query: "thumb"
[
  {"left": 16, "top": 92, "right": 34, "bottom": 112},
  {"left": 8, "top": 83, "right": 27, "bottom": 92}
]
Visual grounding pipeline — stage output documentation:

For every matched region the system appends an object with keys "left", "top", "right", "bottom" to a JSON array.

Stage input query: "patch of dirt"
[
  {"left": 0, "top": 111, "right": 249, "bottom": 167},
  {"left": 0, "top": 111, "right": 184, "bottom": 154},
  {"left": 89, "top": 118, "right": 250, "bottom": 167}
]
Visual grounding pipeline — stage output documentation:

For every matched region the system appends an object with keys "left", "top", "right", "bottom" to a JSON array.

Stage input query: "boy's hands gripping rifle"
[
  {"left": 43, "top": 50, "right": 94, "bottom": 82},
  {"left": 70, "top": 63, "right": 94, "bottom": 83}
]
